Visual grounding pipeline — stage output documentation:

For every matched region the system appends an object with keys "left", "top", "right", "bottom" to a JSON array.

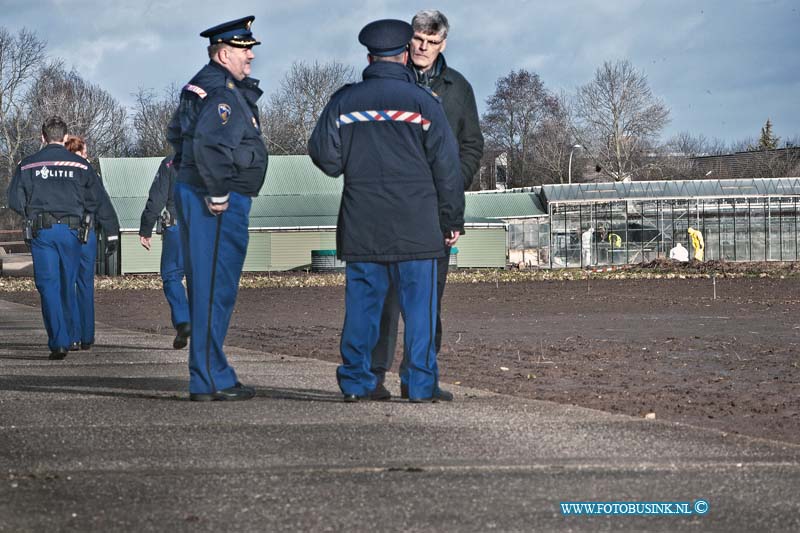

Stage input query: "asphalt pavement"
[{"left": 1, "top": 297, "right": 799, "bottom": 532}]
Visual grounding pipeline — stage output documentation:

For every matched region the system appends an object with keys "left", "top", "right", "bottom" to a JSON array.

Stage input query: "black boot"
[{"left": 173, "top": 322, "right": 191, "bottom": 349}]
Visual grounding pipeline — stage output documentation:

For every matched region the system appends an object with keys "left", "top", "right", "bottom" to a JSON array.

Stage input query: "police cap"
[
  {"left": 200, "top": 16, "right": 261, "bottom": 48},
  {"left": 358, "top": 19, "right": 413, "bottom": 57}
]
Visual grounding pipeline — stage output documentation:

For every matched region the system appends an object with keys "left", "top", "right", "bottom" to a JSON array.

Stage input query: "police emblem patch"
[
  {"left": 40, "top": 166, "right": 50, "bottom": 180},
  {"left": 218, "top": 103, "right": 231, "bottom": 125}
]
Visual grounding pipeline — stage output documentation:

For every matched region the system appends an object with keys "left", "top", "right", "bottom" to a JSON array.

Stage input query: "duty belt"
[{"left": 33, "top": 213, "right": 81, "bottom": 230}]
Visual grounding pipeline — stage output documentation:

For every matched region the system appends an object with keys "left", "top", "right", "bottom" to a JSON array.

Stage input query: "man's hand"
[
  {"left": 205, "top": 196, "right": 229, "bottom": 215},
  {"left": 139, "top": 236, "right": 151, "bottom": 251},
  {"left": 208, "top": 201, "right": 229, "bottom": 214},
  {"left": 445, "top": 230, "right": 460, "bottom": 246}
]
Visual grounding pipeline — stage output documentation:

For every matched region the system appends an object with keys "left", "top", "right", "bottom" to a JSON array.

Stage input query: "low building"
[{"left": 100, "top": 156, "right": 506, "bottom": 275}]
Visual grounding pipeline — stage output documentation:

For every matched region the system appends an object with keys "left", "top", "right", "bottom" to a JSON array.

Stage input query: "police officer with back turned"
[
  {"left": 138, "top": 155, "right": 190, "bottom": 350},
  {"left": 308, "top": 19, "right": 464, "bottom": 402},
  {"left": 168, "top": 16, "right": 268, "bottom": 401},
  {"left": 6, "top": 116, "right": 99, "bottom": 359}
]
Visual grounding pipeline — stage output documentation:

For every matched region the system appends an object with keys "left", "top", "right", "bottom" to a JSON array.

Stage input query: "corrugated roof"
[
  {"left": 260, "top": 155, "right": 343, "bottom": 195},
  {"left": 99, "top": 157, "right": 163, "bottom": 197},
  {"left": 541, "top": 177, "right": 800, "bottom": 204},
  {"left": 466, "top": 189, "right": 546, "bottom": 218},
  {"left": 249, "top": 194, "right": 340, "bottom": 229},
  {"left": 100, "top": 155, "right": 341, "bottom": 198},
  {"left": 117, "top": 190, "right": 501, "bottom": 231},
  {"left": 111, "top": 197, "right": 147, "bottom": 231}
]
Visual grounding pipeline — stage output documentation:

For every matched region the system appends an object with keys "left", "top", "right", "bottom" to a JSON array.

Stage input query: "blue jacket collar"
[
  {"left": 362, "top": 61, "right": 415, "bottom": 84},
  {"left": 195, "top": 61, "right": 262, "bottom": 98}
]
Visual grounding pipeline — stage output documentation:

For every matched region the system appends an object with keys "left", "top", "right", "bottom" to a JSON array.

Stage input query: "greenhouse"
[{"left": 537, "top": 178, "right": 800, "bottom": 268}]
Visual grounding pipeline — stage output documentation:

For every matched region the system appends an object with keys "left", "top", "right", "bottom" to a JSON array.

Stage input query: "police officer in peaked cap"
[
  {"left": 167, "top": 16, "right": 268, "bottom": 401},
  {"left": 308, "top": 19, "right": 465, "bottom": 402}
]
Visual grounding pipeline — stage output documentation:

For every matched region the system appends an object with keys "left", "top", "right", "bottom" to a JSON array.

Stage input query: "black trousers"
[{"left": 370, "top": 248, "right": 450, "bottom": 381}]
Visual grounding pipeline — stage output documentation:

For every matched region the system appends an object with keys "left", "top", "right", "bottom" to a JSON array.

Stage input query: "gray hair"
[
  {"left": 207, "top": 43, "right": 226, "bottom": 59},
  {"left": 411, "top": 9, "right": 449, "bottom": 39}
]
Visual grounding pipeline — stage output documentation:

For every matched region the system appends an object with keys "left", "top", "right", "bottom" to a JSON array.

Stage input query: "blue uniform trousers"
[
  {"left": 371, "top": 248, "right": 450, "bottom": 382},
  {"left": 338, "top": 259, "right": 438, "bottom": 400},
  {"left": 68, "top": 228, "right": 97, "bottom": 345},
  {"left": 30, "top": 224, "right": 81, "bottom": 351},
  {"left": 160, "top": 225, "right": 190, "bottom": 328},
  {"left": 174, "top": 182, "right": 251, "bottom": 394}
]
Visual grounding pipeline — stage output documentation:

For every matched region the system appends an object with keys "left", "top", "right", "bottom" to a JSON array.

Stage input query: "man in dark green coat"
[{"left": 371, "top": 9, "right": 485, "bottom": 401}]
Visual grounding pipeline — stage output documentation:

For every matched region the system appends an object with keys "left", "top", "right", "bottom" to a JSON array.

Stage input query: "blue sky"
[{"left": 4, "top": 0, "right": 799, "bottom": 145}]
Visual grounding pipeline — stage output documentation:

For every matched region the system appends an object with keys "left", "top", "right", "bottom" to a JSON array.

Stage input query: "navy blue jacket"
[
  {"left": 168, "top": 61, "right": 268, "bottom": 197},
  {"left": 308, "top": 61, "right": 464, "bottom": 263},
  {"left": 7, "top": 143, "right": 99, "bottom": 221},
  {"left": 138, "top": 156, "right": 176, "bottom": 237}
]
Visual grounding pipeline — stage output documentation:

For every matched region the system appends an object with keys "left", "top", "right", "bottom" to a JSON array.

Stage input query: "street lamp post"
[{"left": 568, "top": 144, "right": 582, "bottom": 184}]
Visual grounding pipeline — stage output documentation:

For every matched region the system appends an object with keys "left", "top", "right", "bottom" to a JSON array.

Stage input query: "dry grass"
[{"left": 3, "top": 259, "right": 800, "bottom": 293}]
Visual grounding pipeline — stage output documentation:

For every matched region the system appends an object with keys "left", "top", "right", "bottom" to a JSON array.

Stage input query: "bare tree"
[
  {"left": 651, "top": 132, "right": 708, "bottom": 180},
  {"left": 261, "top": 60, "right": 355, "bottom": 155},
  {"left": 0, "top": 27, "right": 46, "bottom": 220},
  {"left": 131, "top": 85, "right": 179, "bottom": 157},
  {"left": 530, "top": 92, "right": 583, "bottom": 184},
  {"left": 26, "top": 63, "right": 130, "bottom": 158},
  {"left": 480, "top": 70, "right": 562, "bottom": 188},
  {"left": 574, "top": 60, "right": 669, "bottom": 182}
]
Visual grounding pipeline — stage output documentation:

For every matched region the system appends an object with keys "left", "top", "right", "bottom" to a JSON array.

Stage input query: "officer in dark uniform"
[
  {"left": 63, "top": 135, "right": 120, "bottom": 352},
  {"left": 308, "top": 19, "right": 464, "bottom": 402},
  {"left": 138, "top": 155, "right": 190, "bottom": 349},
  {"left": 6, "top": 116, "right": 99, "bottom": 359},
  {"left": 167, "top": 16, "right": 268, "bottom": 401}
]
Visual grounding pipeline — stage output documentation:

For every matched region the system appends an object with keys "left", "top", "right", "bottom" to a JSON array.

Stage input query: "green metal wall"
[
  {"left": 121, "top": 233, "right": 161, "bottom": 273},
  {"left": 243, "top": 232, "right": 271, "bottom": 272},
  {"left": 266, "top": 231, "right": 337, "bottom": 271},
  {"left": 120, "top": 227, "right": 506, "bottom": 274},
  {"left": 456, "top": 227, "right": 507, "bottom": 268}
]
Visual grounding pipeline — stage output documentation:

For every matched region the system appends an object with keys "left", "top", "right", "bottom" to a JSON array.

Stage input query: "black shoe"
[
  {"left": 80, "top": 342, "right": 92, "bottom": 350},
  {"left": 401, "top": 384, "right": 454, "bottom": 402},
  {"left": 408, "top": 396, "right": 436, "bottom": 404},
  {"left": 173, "top": 322, "right": 191, "bottom": 350},
  {"left": 343, "top": 383, "right": 392, "bottom": 403},
  {"left": 369, "top": 382, "right": 391, "bottom": 401},
  {"left": 48, "top": 347, "right": 68, "bottom": 360},
  {"left": 69, "top": 341, "right": 80, "bottom": 351},
  {"left": 189, "top": 382, "right": 255, "bottom": 402}
]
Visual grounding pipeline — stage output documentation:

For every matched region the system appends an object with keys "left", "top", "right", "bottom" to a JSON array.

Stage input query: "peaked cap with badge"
[{"left": 200, "top": 15, "right": 261, "bottom": 48}]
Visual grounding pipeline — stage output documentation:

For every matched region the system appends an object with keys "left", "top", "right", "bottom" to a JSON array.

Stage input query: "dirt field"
[{"left": 3, "top": 272, "right": 800, "bottom": 444}]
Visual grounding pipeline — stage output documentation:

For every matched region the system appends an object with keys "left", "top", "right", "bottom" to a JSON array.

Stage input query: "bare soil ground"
[{"left": 4, "top": 265, "right": 800, "bottom": 444}]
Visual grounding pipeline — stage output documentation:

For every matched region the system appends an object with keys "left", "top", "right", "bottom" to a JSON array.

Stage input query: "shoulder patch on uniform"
[
  {"left": 183, "top": 83, "right": 207, "bottom": 99},
  {"left": 218, "top": 103, "right": 231, "bottom": 125}
]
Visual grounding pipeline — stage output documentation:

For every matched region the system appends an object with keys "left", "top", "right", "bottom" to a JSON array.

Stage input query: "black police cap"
[
  {"left": 358, "top": 19, "right": 413, "bottom": 57},
  {"left": 200, "top": 16, "right": 261, "bottom": 48}
]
